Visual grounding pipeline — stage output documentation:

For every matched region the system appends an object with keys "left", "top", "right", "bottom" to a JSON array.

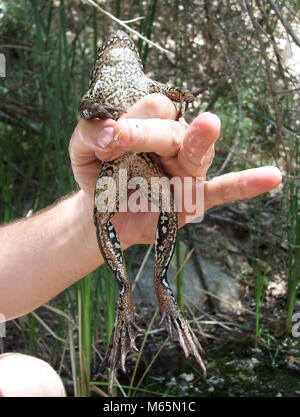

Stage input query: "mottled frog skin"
[{"left": 79, "top": 30, "right": 206, "bottom": 394}]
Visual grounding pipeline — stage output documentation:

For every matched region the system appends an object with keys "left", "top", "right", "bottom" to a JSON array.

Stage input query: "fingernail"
[{"left": 97, "top": 127, "right": 114, "bottom": 149}]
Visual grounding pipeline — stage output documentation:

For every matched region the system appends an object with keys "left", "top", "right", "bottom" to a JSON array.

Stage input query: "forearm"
[{"left": 0, "top": 190, "right": 103, "bottom": 320}]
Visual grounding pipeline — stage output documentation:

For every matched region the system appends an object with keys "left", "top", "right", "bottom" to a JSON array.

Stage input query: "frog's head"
[{"left": 96, "top": 30, "right": 143, "bottom": 69}]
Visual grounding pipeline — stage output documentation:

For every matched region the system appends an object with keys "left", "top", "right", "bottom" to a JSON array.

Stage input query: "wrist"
[{"left": 66, "top": 189, "right": 103, "bottom": 275}]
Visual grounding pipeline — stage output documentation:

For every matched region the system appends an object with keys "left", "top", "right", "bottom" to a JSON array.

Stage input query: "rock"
[
  {"left": 131, "top": 242, "right": 241, "bottom": 313},
  {"left": 199, "top": 256, "right": 241, "bottom": 312},
  {"left": 132, "top": 244, "right": 206, "bottom": 308}
]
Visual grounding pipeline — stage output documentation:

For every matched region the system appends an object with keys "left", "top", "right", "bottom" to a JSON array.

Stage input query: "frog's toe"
[
  {"left": 84, "top": 103, "right": 116, "bottom": 119},
  {"left": 79, "top": 99, "right": 126, "bottom": 120},
  {"left": 160, "top": 311, "right": 206, "bottom": 377},
  {"left": 100, "top": 316, "right": 143, "bottom": 394}
]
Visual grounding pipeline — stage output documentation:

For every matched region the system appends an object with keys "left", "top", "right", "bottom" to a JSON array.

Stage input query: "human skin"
[
  {"left": 0, "top": 93, "right": 282, "bottom": 321},
  {"left": 0, "top": 353, "right": 66, "bottom": 397}
]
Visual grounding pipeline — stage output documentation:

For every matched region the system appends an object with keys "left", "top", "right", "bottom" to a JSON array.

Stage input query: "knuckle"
[
  {"left": 68, "top": 135, "right": 75, "bottom": 159},
  {"left": 170, "top": 128, "right": 182, "bottom": 149},
  {"left": 214, "top": 175, "right": 232, "bottom": 205},
  {"left": 237, "top": 176, "right": 250, "bottom": 200},
  {"left": 142, "top": 94, "right": 175, "bottom": 119}
]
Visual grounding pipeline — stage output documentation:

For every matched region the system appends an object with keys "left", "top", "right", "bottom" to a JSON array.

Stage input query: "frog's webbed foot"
[
  {"left": 78, "top": 95, "right": 126, "bottom": 120},
  {"left": 100, "top": 309, "right": 143, "bottom": 394},
  {"left": 160, "top": 307, "right": 206, "bottom": 376}
]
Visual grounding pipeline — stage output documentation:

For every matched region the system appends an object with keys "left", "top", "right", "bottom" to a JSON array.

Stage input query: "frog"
[{"left": 79, "top": 30, "right": 206, "bottom": 394}]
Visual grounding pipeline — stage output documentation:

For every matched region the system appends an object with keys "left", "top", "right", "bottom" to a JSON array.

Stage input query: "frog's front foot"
[
  {"left": 100, "top": 312, "right": 144, "bottom": 394},
  {"left": 160, "top": 307, "right": 206, "bottom": 377}
]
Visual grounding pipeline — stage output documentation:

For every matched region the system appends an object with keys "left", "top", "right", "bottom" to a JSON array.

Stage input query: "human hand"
[{"left": 69, "top": 93, "right": 281, "bottom": 248}]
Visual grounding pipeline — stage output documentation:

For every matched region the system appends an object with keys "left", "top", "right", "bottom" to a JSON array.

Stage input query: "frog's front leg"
[
  {"left": 78, "top": 93, "right": 126, "bottom": 120},
  {"left": 94, "top": 158, "right": 143, "bottom": 394},
  {"left": 148, "top": 80, "right": 205, "bottom": 120}
]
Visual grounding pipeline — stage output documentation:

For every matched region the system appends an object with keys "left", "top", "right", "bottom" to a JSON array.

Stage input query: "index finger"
[
  {"left": 124, "top": 93, "right": 178, "bottom": 120},
  {"left": 72, "top": 93, "right": 179, "bottom": 163}
]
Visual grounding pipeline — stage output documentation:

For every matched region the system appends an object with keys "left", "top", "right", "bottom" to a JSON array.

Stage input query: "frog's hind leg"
[
  {"left": 154, "top": 206, "right": 206, "bottom": 376},
  {"left": 132, "top": 152, "right": 206, "bottom": 375},
  {"left": 94, "top": 156, "right": 143, "bottom": 394}
]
